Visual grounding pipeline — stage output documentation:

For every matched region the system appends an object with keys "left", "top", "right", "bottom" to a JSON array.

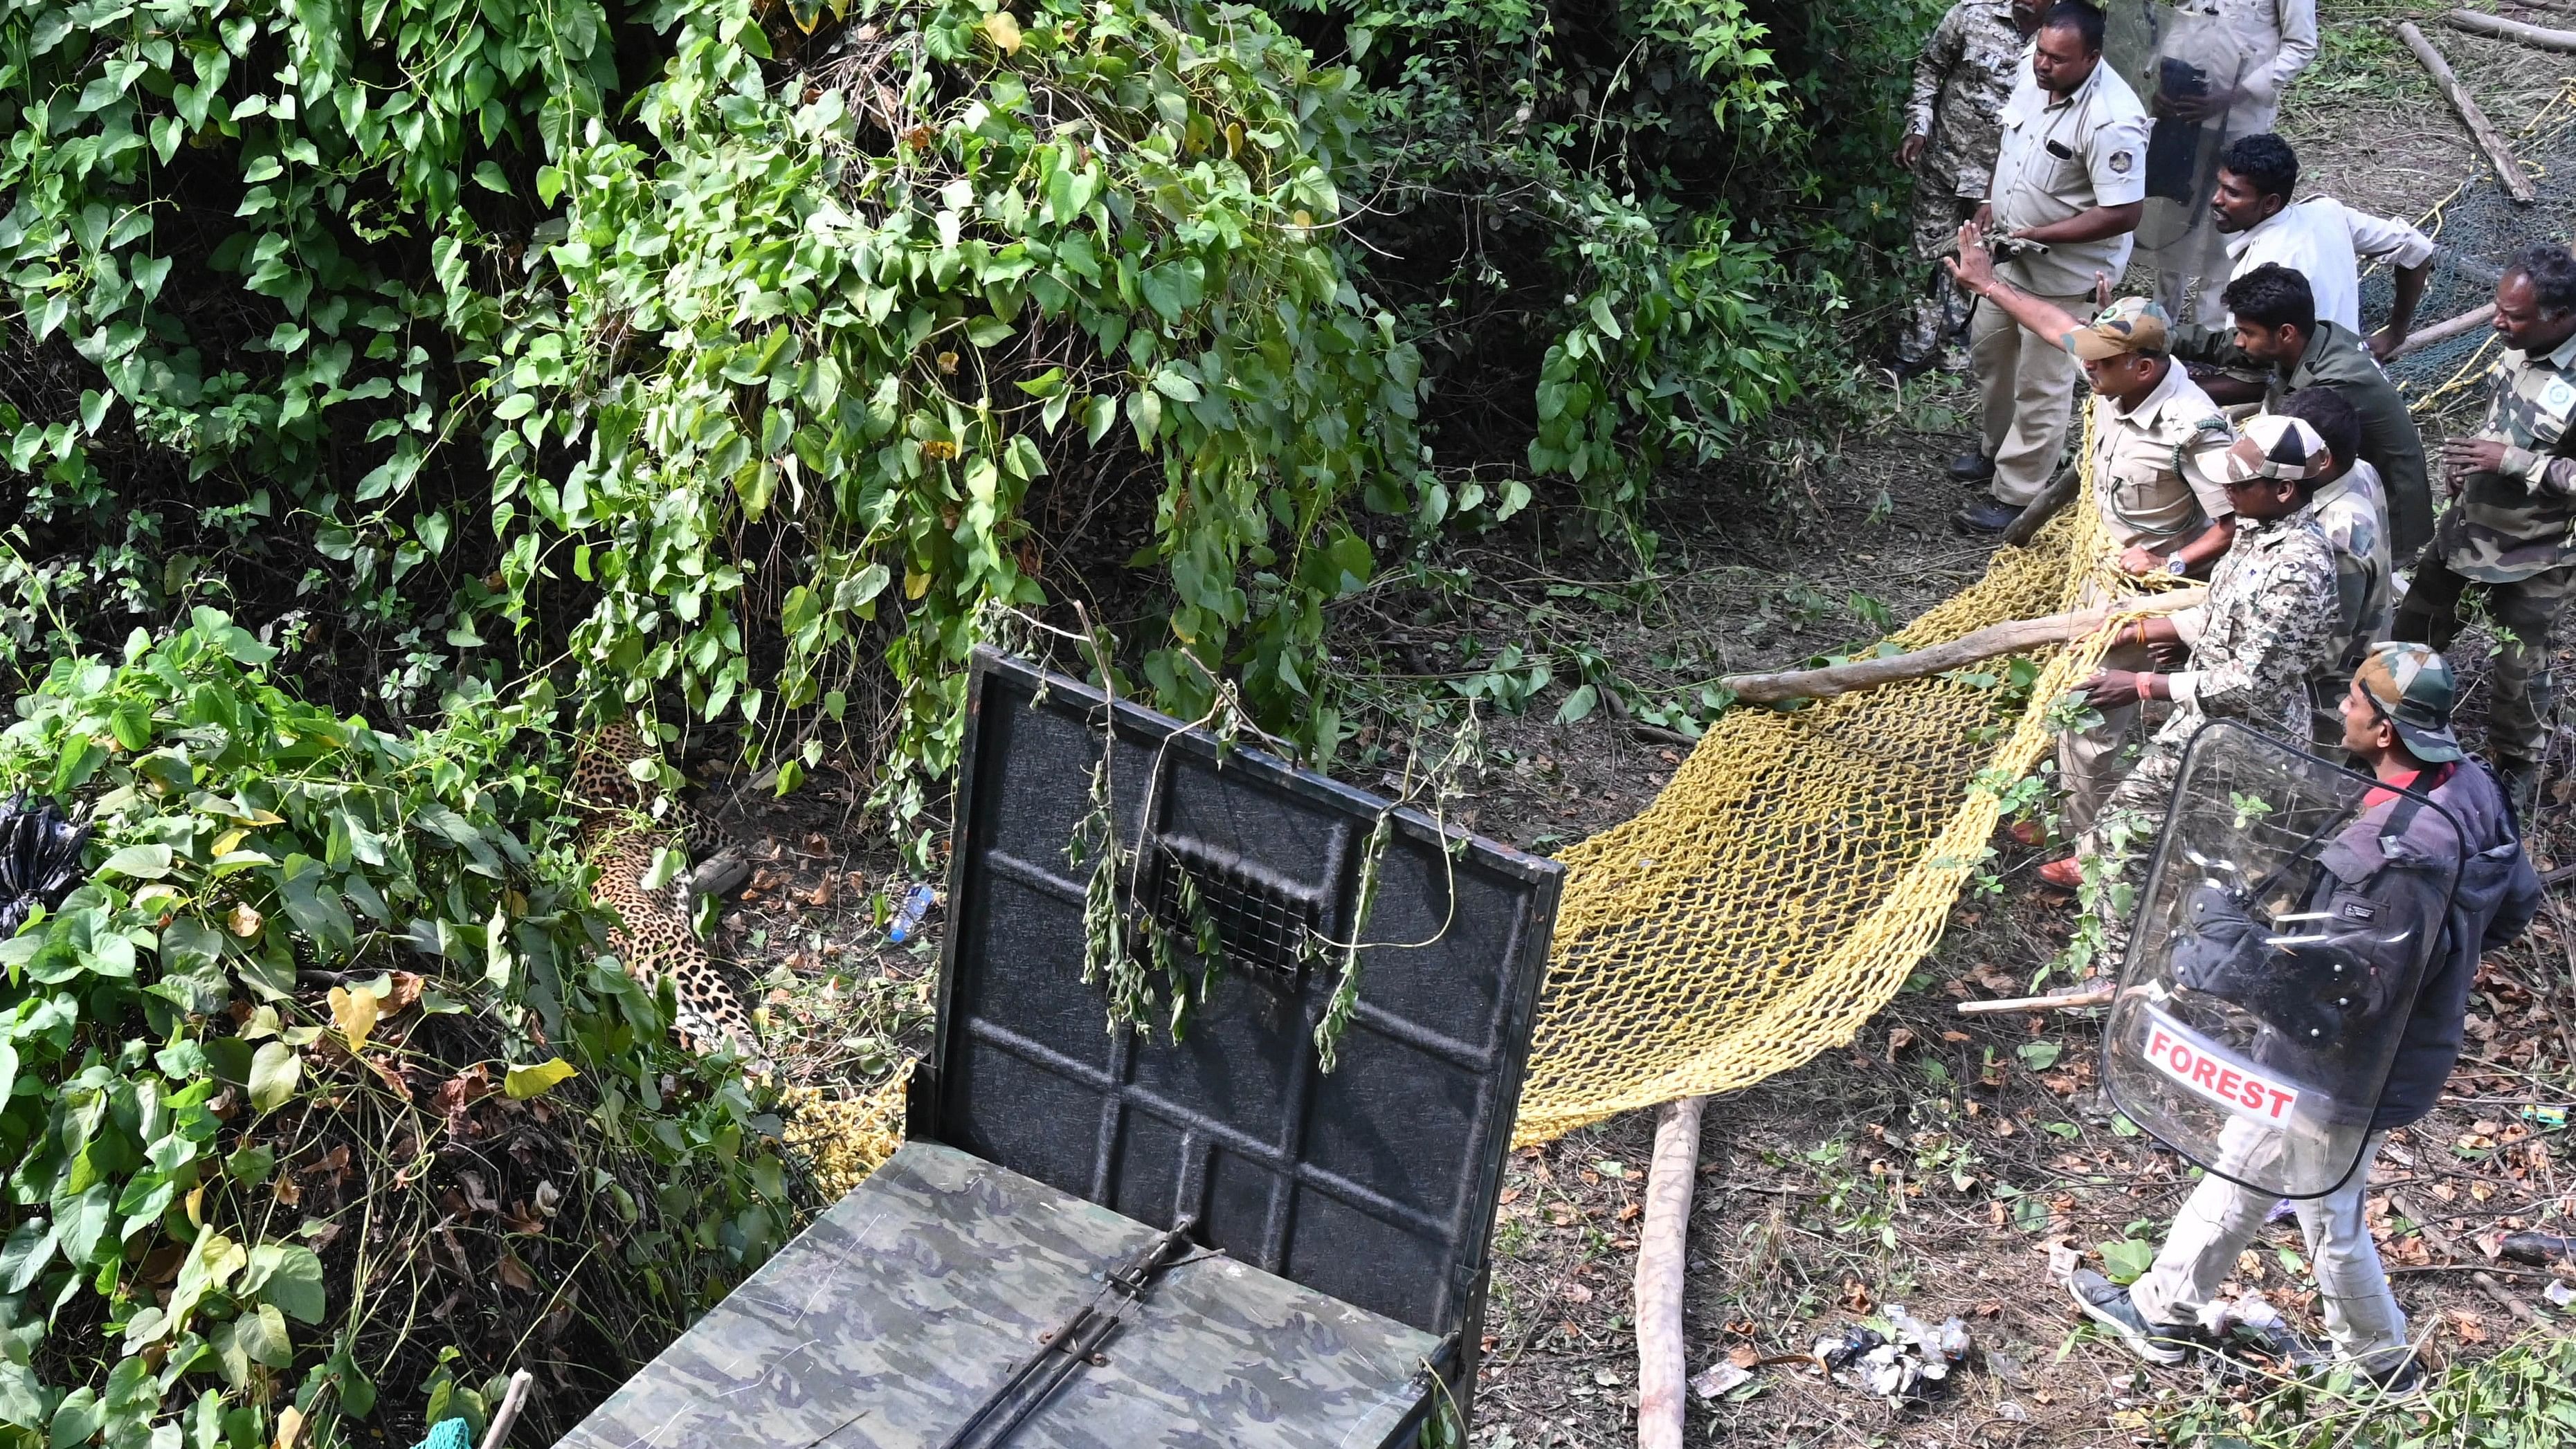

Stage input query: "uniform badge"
[
  {"left": 2109, "top": 149, "right": 2134, "bottom": 174},
  {"left": 2545, "top": 377, "right": 2575, "bottom": 414}
]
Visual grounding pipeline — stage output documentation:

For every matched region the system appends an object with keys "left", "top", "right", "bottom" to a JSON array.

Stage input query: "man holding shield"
[{"left": 2067, "top": 645, "right": 2539, "bottom": 1389}]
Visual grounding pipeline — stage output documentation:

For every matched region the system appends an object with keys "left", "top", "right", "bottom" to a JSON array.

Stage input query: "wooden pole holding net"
[
  {"left": 1717, "top": 590, "right": 2204, "bottom": 704},
  {"left": 1634, "top": 1095, "right": 1707, "bottom": 1449}
]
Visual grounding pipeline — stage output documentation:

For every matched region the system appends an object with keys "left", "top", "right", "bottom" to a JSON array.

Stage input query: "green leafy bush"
[
  {"left": 0, "top": 0, "right": 1419, "bottom": 808},
  {"left": 0, "top": 610, "right": 792, "bottom": 1447}
]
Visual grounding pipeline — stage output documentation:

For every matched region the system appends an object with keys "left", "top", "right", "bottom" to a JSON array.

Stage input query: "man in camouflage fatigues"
[
  {"left": 1896, "top": 0, "right": 2050, "bottom": 370},
  {"left": 2078, "top": 412, "right": 2343, "bottom": 969},
  {"left": 2393, "top": 244, "right": 2576, "bottom": 811},
  {"left": 2272, "top": 388, "right": 2392, "bottom": 749}
]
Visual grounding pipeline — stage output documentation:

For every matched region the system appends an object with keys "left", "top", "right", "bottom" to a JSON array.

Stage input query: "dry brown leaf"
[
  {"left": 273, "top": 1405, "right": 305, "bottom": 1449},
  {"left": 1885, "top": 1026, "right": 1917, "bottom": 1061},
  {"left": 228, "top": 902, "right": 262, "bottom": 938},
  {"left": 495, "top": 1251, "right": 537, "bottom": 1293},
  {"left": 1842, "top": 1279, "right": 1873, "bottom": 1313},
  {"left": 1563, "top": 1283, "right": 1595, "bottom": 1304},
  {"left": 1727, "top": 1344, "right": 1760, "bottom": 1368}
]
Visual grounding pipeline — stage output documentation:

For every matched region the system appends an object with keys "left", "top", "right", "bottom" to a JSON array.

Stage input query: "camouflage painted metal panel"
[{"left": 552, "top": 1142, "right": 1440, "bottom": 1449}]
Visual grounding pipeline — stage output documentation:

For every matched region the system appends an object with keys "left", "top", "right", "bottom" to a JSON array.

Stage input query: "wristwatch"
[{"left": 2164, "top": 554, "right": 2188, "bottom": 576}]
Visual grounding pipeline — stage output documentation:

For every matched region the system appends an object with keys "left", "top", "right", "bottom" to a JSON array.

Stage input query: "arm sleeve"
[
  {"left": 2170, "top": 605, "right": 2208, "bottom": 646},
  {"left": 2164, "top": 552, "right": 2336, "bottom": 714},
  {"left": 2085, "top": 112, "right": 2150, "bottom": 206},
  {"left": 2343, "top": 203, "right": 2437, "bottom": 270},
  {"left": 2251, "top": 0, "right": 2319, "bottom": 100},
  {"left": 2179, "top": 430, "right": 2239, "bottom": 524},
  {"left": 2501, "top": 447, "right": 2576, "bottom": 495},
  {"left": 1907, "top": 6, "right": 1966, "bottom": 136},
  {"left": 2166, "top": 322, "right": 2256, "bottom": 368}
]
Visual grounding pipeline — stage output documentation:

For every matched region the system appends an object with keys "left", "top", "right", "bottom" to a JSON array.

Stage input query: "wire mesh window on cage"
[{"left": 1142, "top": 842, "right": 1323, "bottom": 987}]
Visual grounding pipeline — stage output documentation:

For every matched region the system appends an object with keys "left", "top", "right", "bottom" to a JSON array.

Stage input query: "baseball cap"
[
  {"left": 2224, "top": 413, "right": 2334, "bottom": 484},
  {"left": 2354, "top": 642, "right": 2464, "bottom": 764},
  {"left": 2063, "top": 295, "right": 2170, "bottom": 361}
]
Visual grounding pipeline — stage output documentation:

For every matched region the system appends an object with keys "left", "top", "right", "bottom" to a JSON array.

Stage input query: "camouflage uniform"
[
  {"left": 2392, "top": 331, "right": 2576, "bottom": 767},
  {"left": 1899, "top": 0, "right": 2029, "bottom": 365},
  {"left": 2307, "top": 459, "right": 2393, "bottom": 748},
  {"left": 2083, "top": 505, "right": 2340, "bottom": 965}
]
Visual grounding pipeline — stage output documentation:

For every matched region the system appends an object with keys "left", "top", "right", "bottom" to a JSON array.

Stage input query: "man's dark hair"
[
  {"left": 2042, "top": 0, "right": 2106, "bottom": 53},
  {"left": 2278, "top": 387, "right": 2361, "bottom": 486},
  {"left": 2509, "top": 241, "right": 2576, "bottom": 313},
  {"left": 2222, "top": 263, "right": 2317, "bottom": 336},
  {"left": 2222, "top": 134, "right": 2299, "bottom": 201}
]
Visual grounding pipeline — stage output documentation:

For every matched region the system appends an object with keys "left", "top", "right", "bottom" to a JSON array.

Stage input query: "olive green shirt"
[{"left": 2170, "top": 320, "right": 2433, "bottom": 560}]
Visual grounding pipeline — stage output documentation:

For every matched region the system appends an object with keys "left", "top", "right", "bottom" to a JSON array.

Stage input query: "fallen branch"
[
  {"left": 2388, "top": 1191, "right": 2548, "bottom": 1328},
  {"left": 1635, "top": 1096, "right": 1707, "bottom": 1449},
  {"left": 2445, "top": 8, "right": 2576, "bottom": 51},
  {"left": 2003, "top": 464, "right": 2081, "bottom": 548},
  {"left": 2400, "top": 22, "right": 2537, "bottom": 204},
  {"left": 1718, "top": 590, "right": 2204, "bottom": 704},
  {"left": 2391, "top": 302, "right": 2500, "bottom": 361},
  {"left": 479, "top": 1371, "right": 534, "bottom": 1449},
  {"left": 1955, "top": 985, "right": 2114, "bottom": 1015}
]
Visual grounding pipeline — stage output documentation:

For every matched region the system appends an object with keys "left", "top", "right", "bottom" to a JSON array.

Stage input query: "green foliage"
[
  {"left": 0, "top": 610, "right": 791, "bottom": 1446},
  {"left": 2158, "top": 1331, "right": 2576, "bottom": 1448},
  {"left": 0, "top": 0, "right": 1422, "bottom": 817},
  {"left": 1289, "top": 0, "right": 1952, "bottom": 541},
  {"left": 505, "top": 0, "right": 1422, "bottom": 827}
]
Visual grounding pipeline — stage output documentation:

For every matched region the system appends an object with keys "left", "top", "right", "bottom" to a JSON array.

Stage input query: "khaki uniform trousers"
[
  {"left": 2058, "top": 632, "right": 2158, "bottom": 840},
  {"left": 1971, "top": 289, "right": 2097, "bottom": 507}
]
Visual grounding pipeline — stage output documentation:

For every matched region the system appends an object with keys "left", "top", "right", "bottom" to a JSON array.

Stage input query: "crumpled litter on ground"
[{"left": 1813, "top": 1304, "right": 1973, "bottom": 1402}]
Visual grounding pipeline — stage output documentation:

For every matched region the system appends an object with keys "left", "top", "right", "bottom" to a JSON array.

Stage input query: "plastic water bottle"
[{"left": 887, "top": 883, "right": 936, "bottom": 943}]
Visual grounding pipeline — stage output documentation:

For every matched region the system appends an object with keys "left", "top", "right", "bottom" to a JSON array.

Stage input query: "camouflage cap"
[
  {"left": 2355, "top": 642, "right": 2464, "bottom": 764},
  {"left": 2224, "top": 413, "right": 2334, "bottom": 483},
  {"left": 2064, "top": 296, "right": 2170, "bottom": 361}
]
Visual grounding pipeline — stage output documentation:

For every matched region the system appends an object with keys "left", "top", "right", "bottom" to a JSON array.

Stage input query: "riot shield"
[
  {"left": 2103, "top": 1, "right": 2274, "bottom": 308},
  {"left": 2100, "top": 722, "right": 2464, "bottom": 1199}
]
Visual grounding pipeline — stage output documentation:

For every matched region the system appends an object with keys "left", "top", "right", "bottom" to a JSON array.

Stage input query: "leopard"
[{"left": 567, "top": 723, "right": 763, "bottom": 1062}]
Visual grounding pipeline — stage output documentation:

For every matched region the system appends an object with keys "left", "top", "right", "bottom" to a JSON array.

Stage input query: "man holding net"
[{"left": 1947, "top": 228, "right": 2240, "bottom": 881}]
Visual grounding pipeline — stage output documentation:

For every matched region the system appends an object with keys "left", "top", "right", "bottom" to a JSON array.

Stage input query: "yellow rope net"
[{"left": 1512, "top": 438, "right": 2146, "bottom": 1145}]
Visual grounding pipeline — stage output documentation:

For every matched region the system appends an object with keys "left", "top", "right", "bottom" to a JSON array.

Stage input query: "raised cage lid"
[{"left": 923, "top": 648, "right": 1563, "bottom": 1345}]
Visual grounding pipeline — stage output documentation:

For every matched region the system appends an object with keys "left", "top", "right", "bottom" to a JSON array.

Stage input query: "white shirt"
[
  {"left": 2169, "top": 0, "right": 2319, "bottom": 128},
  {"left": 1990, "top": 53, "right": 2150, "bottom": 297},
  {"left": 2224, "top": 197, "right": 2436, "bottom": 336}
]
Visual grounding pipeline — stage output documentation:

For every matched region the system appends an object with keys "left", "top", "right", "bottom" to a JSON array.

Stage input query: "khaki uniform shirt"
[
  {"left": 1990, "top": 55, "right": 2150, "bottom": 296},
  {"left": 1905, "top": 0, "right": 2029, "bottom": 201},
  {"left": 2169, "top": 0, "right": 2319, "bottom": 127},
  {"left": 2442, "top": 330, "right": 2576, "bottom": 583},
  {"left": 2087, "top": 360, "right": 2237, "bottom": 554}
]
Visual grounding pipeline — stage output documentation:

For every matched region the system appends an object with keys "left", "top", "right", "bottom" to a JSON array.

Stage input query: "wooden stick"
[
  {"left": 2388, "top": 1192, "right": 2547, "bottom": 1328},
  {"left": 480, "top": 1370, "right": 535, "bottom": 1449},
  {"left": 1634, "top": 1096, "right": 1707, "bottom": 1449},
  {"left": 1955, "top": 985, "right": 2114, "bottom": 1015},
  {"left": 2003, "top": 464, "right": 2081, "bottom": 548},
  {"left": 2389, "top": 301, "right": 2498, "bottom": 360},
  {"left": 1718, "top": 590, "right": 2205, "bottom": 704},
  {"left": 2400, "top": 22, "right": 2537, "bottom": 204},
  {"left": 2446, "top": 8, "right": 2576, "bottom": 51}
]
